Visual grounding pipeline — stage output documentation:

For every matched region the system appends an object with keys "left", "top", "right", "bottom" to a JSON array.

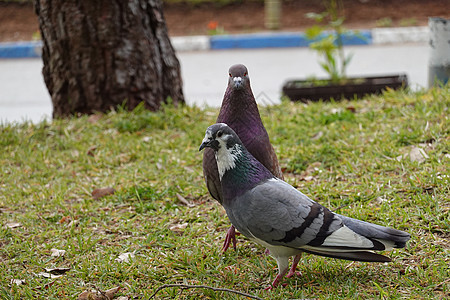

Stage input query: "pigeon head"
[
  {"left": 199, "top": 123, "right": 274, "bottom": 198},
  {"left": 199, "top": 123, "right": 241, "bottom": 153},
  {"left": 228, "top": 64, "right": 250, "bottom": 90},
  {"left": 199, "top": 123, "right": 248, "bottom": 180}
]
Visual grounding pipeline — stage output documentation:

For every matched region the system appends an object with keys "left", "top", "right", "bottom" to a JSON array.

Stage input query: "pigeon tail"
[
  {"left": 338, "top": 214, "right": 411, "bottom": 249},
  {"left": 300, "top": 247, "right": 392, "bottom": 263}
]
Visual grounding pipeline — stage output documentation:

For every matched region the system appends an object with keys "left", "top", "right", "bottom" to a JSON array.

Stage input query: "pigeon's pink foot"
[
  {"left": 222, "top": 225, "right": 240, "bottom": 252},
  {"left": 266, "top": 266, "right": 289, "bottom": 289},
  {"left": 287, "top": 270, "right": 302, "bottom": 278},
  {"left": 265, "top": 283, "right": 287, "bottom": 290},
  {"left": 286, "top": 253, "right": 302, "bottom": 278}
]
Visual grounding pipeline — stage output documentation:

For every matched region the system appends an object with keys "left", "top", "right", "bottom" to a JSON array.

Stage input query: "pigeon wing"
[
  {"left": 226, "top": 178, "right": 397, "bottom": 252},
  {"left": 202, "top": 147, "right": 223, "bottom": 203}
]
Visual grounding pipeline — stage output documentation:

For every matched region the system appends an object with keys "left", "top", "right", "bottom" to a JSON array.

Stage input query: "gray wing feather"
[
  {"left": 225, "top": 178, "right": 410, "bottom": 252},
  {"left": 337, "top": 214, "right": 410, "bottom": 247},
  {"left": 225, "top": 178, "right": 338, "bottom": 247}
]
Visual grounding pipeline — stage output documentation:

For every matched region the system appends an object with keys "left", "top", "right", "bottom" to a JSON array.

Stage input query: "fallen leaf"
[
  {"left": 346, "top": 106, "right": 356, "bottom": 113},
  {"left": 44, "top": 267, "right": 71, "bottom": 275},
  {"left": 50, "top": 248, "right": 66, "bottom": 257},
  {"left": 115, "top": 252, "right": 134, "bottom": 263},
  {"left": 35, "top": 272, "right": 62, "bottom": 279},
  {"left": 330, "top": 108, "right": 343, "bottom": 114},
  {"left": 169, "top": 222, "right": 189, "bottom": 232},
  {"left": 32, "top": 280, "right": 57, "bottom": 290},
  {"left": 10, "top": 279, "right": 26, "bottom": 286},
  {"left": 176, "top": 193, "right": 194, "bottom": 207},
  {"left": 302, "top": 175, "right": 314, "bottom": 181},
  {"left": 311, "top": 131, "right": 324, "bottom": 140},
  {"left": 6, "top": 222, "right": 21, "bottom": 228},
  {"left": 59, "top": 216, "right": 71, "bottom": 224},
  {"left": 87, "top": 146, "right": 98, "bottom": 157},
  {"left": 88, "top": 114, "right": 102, "bottom": 124},
  {"left": 77, "top": 286, "right": 120, "bottom": 300},
  {"left": 92, "top": 187, "right": 116, "bottom": 200},
  {"left": 408, "top": 146, "right": 429, "bottom": 163},
  {"left": 0, "top": 207, "right": 12, "bottom": 213},
  {"left": 71, "top": 150, "right": 80, "bottom": 158},
  {"left": 376, "top": 196, "right": 389, "bottom": 203}
]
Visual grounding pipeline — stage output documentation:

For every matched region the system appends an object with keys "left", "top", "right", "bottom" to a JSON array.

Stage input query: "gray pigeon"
[
  {"left": 202, "top": 64, "right": 283, "bottom": 252},
  {"left": 199, "top": 123, "right": 411, "bottom": 288}
]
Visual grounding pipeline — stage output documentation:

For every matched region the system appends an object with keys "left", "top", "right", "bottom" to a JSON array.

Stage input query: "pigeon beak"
[
  {"left": 199, "top": 140, "right": 209, "bottom": 151},
  {"left": 199, "top": 135, "right": 213, "bottom": 151},
  {"left": 199, "top": 138, "right": 219, "bottom": 151},
  {"left": 233, "top": 76, "right": 243, "bottom": 88}
]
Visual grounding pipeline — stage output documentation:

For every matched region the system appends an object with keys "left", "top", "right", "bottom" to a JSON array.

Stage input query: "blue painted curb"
[
  {"left": 211, "top": 33, "right": 310, "bottom": 49},
  {"left": 210, "top": 30, "right": 371, "bottom": 50},
  {"left": 0, "top": 41, "right": 42, "bottom": 58},
  {"left": 0, "top": 27, "right": 427, "bottom": 58}
]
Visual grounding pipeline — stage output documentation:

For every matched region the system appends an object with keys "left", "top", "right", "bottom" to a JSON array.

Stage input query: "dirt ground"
[{"left": 0, "top": 0, "right": 449, "bottom": 42}]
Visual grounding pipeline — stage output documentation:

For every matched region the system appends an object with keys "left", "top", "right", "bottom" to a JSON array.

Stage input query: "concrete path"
[{"left": 0, "top": 43, "right": 429, "bottom": 124}]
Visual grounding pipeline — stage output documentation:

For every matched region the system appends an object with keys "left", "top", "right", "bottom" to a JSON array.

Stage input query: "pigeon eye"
[
  {"left": 217, "top": 131, "right": 223, "bottom": 138},
  {"left": 244, "top": 72, "right": 247, "bottom": 76},
  {"left": 229, "top": 73, "right": 232, "bottom": 77}
]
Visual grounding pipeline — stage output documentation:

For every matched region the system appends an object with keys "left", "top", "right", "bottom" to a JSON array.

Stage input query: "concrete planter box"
[{"left": 282, "top": 74, "right": 408, "bottom": 102}]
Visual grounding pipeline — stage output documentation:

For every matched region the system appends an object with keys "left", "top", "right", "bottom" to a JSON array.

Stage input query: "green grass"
[{"left": 1, "top": 87, "right": 449, "bottom": 299}]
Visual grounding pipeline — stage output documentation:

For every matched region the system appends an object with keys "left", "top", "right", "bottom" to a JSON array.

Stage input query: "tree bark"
[{"left": 35, "top": 0, "right": 184, "bottom": 118}]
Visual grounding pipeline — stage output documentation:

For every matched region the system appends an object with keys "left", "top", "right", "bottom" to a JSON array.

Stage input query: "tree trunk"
[{"left": 35, "top": 0, "right": 184, "bottom": 118}]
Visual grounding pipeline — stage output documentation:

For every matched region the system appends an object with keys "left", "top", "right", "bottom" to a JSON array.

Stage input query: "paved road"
[{"left": 0, "top": 43, "right": 429, "bottom": 123}]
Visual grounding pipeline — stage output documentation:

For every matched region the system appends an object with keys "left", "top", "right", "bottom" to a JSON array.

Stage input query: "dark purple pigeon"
[{"left": 202, "top": 64, "right": 283, "bottom": 252}]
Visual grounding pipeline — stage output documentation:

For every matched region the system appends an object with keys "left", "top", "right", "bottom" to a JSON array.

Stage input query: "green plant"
[
  {"left": 399, "top": 18, "right": 418, "bottom": 27},
  {"left": 305, "top": 0, "right": 353, "bottom": 84},
  {"left": 375, "top": 17, "right": 393, "bottom": 27},
  {"left": 207, "top": 21, "right": 226, "bottom": 36}
]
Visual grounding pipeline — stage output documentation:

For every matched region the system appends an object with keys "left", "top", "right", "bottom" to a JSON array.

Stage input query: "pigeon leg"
[
  {"left": 286, "top": 253, "right": 302, "bottom": 278},
  {"left": 265, "top": 256, "right": 290, "bottom": 289},
  {"left": 265, "top": 267, "right": 289, "bottom": 290},
  {"left": 222, "top": 225, "right": 239, "bottom": 252}
]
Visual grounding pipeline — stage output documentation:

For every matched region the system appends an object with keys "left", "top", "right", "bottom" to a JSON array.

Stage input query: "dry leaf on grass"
[
  {"left": 169, "top": 222, "right": 188, "bottom": 232},
  {"left": 33, "top": 280, "right": 57, "bottom": 291},
  {"left": 50, "top": 248, "right": 66, "bottom": 257},
  {"left": 10, "top": 279, "right": 26, "bottom": 286},
  {"left": 87, "top": 114, "right": 102, "bottom": 124},
  {"left": 77, "top": 286, "right": 120, "bottom": 300},
  {"left": 176, "top": 193, "right": 194, "bottom": 207},
  {"left": 44, "top": 267, "right": 71, "bottom": 275},
  {"left": 115, "top": 252, "right": 135, "bottom": 263},
  {"left": 35, "top": 267, "right": 71, "bottom": 279},
  {"left": 311, "top": 131, "right": 324, "bottom": 140},
  {"left": 87, "top": 146, "right": 98, "bottom": 156},
  {"left": 92, "top": 187, "right": 116, "bottom": 200},
  {"left": 6, "top": 222, "right": 21, "bottom": 228},
  {"left": 408, "top": 146, "right": 429, "bottom": 163},
  {"left": 397, "top": 146, "right": 429, "bottom": 163},
  {"left": 35, "top": 272, "right": 62, "bottom": 279}
]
